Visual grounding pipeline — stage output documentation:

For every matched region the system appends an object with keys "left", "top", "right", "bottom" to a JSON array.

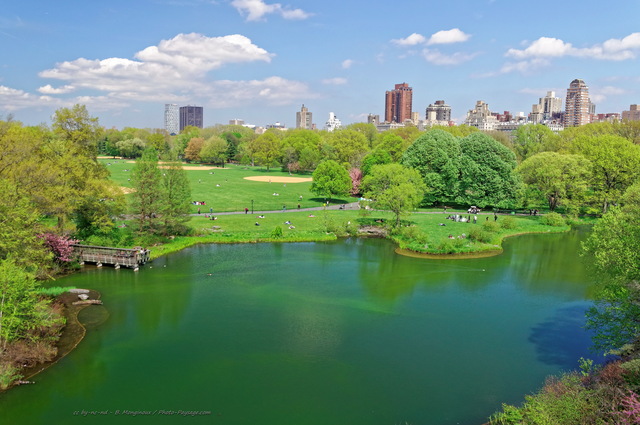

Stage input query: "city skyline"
[{"left": 1, "top": 0, "right": 639, "bottom": 129}]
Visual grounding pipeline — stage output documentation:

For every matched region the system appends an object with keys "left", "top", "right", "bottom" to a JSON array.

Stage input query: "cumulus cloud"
[
  {"left": 422, "top": 49, "right": 477, "bottom": 65},
  {"left": 426, "top": 28, "right": 471, "bottom": 45},
  {"left": 507, "top": 33, "right": 640, "bottom": 61},
  {"left": 321, "top": 77, "right": 347, "bottom": 85},
  {"left": 392, "top": 33, "right": 426, "bottom": 46},
  {"left": 230, "top": 0, "right": 311, "bottom": 21},
  {"left": 38, "top": 84, "right": 76, "bottom": 94},
  {"left": 0, "top": 32, "right": 313, "bottom": 112}
]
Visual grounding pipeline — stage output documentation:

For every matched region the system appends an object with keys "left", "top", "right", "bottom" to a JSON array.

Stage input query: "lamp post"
[{"left": 251, "top": 199, "right": 254, "bottom": 214}]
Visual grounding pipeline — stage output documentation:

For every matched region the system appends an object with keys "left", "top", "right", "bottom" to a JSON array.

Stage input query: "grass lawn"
[
  {"left": 101, "top": 158, "right": 352, "bottom": 213},
  {"left": 100, "top": 158, "right": 573, "bottom": 257}
]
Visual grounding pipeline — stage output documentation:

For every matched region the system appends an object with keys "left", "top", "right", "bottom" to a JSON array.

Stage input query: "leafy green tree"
[
  {"left": 516, "top": 152, "right": 591, "bottom": 211},
  {"left": 361, "top": 164, "right": 426, "bottom": 227},
  {"left": 251, "top": 132, "right": 282, "bottom": 170},
  {"left": 401, "top": 129, "right": 461, "bottom": 206},
  {"left": 130, "top": 148, "right": 163, "bottom": 235},
  {"left": 281, "top": 129, "right": 322, "bottom": 172},
  {"left": 325, "top": 129, "right": 370, "bottom": 168},
  {"left": 346, "top": 123, "right": 378, "bottom": 145},
  {"left": 199, "top": 136, "right": 228, "bottom": 166},
  {"left": 361, "top": 149, "right": 392, "bottom": 177},
  {"left": 373, "top": 132, "right": 411, "bottom": 161},
  {"left": 0, "top": 258, "right": 54, "bottom": 349},
  {"left": 512, "top": 124, "right": 558, "bottom": 161},
  {"left": 0, "top": 179, "right": 51, "bottom": 273},
  {"left": 458, "top": 132, "right": 520, "bottom": 209},
  {"left": 116, "top": 137, "right": 146, "bottom": 158},
  {"left": 431, "top": 124, "right": 478, "bottom": 138},
  {"left": 572, "top": 134, "right": 640, "bottom": 213},
  {"left": 51, "top": 104, "right": 102, "bottom": 157},
  {"left": 159, "top": 157, "right": 192, "bottom": 235},
  {"left": 310, "top": 160, "right": 351, "bottom": 203}
]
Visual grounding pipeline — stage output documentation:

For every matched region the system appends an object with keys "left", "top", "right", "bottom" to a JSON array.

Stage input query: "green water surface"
[{"left": 0, "top": 228, "right": 599, "bottom": 425}]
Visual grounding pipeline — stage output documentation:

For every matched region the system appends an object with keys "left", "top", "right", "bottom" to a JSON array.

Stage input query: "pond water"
[{"left": 0, "top": 228, "right": 601, "bottom": 425}]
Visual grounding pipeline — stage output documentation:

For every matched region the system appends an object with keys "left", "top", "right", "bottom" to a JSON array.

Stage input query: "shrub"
[
  {"left": 621, "top": 359, "right": 640, "bottom": 391},
  {"left": 469, "top": 227, "right": 493, "bottom": 243},
  {"left": 270, "top": 226, "right": 283, "bottom": 239},
  {"left": 0, "top": 364, "right": 22, "bottom": 390},
  {"left": 436, "top": 238, "right": 456, "bottom": 254},
  {"left": 500, "top": 216, "right": 516, "bottom": 230},
  {"left": 541, "top": 212, "right": 566, "bottom": 227},
  {"left": 482, "top": 221, "right": 501, "bottom": 233}
]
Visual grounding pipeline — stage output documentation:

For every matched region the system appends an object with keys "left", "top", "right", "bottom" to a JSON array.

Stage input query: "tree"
[
  {"left": 0, "top": 258, "right": 48, "bottom": 349},
  {"left": 51, "top": 104, "right": 102, "bottom": 157},
  {"left": 199, "top": 136, "right": 228, "bottom": 166},
  {"left": 346, "top": 123, "right": 378, "bottom": 145},
  {"left": 130, "top": 148, "right": 163, "bottom": 235},
  {"left": 512, "top": 124, "right": 558, "bottom": 161},
  {"left": 373, "top": 132, "right": 411, "bottom": 161},
  {"left": 516, "top": 152, "right": 591, "bottom": 211},
  {"left": 116, "top": 137, "right": 146, "bottom": 158},
  {"left": 0, "top": 179, "right": 51, "bottom": 273},
  {"left": 401, "top": 129, "right": 461, "bottom": 206},
  {"left": 251, "top": 132, "right": 282, "bottom": 170},
  {"left": 310, "top": 160, "right": 351, "bottom": 203},
  {"left": 361, "top": 149, "right": 392, "bottom": 177},
  {"left": 184, "top": 137, "right": 205, "bottom": 162},
  {"left": 458, "top": 132, "right": 520, "bottom": 209},
  {"left": 159, "top": 156, "right": 192, "bottom": 235},
  {"left": 572, "top": 134, "right": 640, "bottom": 213},
  {"left": 325, "top": 129, "right": 370, "bottom": 168},
  {"left": 361, "top": 164, "right": 426, "bottom": 227}
]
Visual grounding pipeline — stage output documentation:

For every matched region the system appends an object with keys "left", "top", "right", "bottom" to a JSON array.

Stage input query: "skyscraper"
[
  {"left": 325, "top": 112, "right": 342, "bottom": 132},
  {"left": 164, "top": 104, "right": 179, "bottom": 135},
  {"left": 564, "top": 79, "right": 591, "bottom": 127},
  {"left": 296, "top": 104, "right": 313, "bottom": 129},
  {"left": 179, "top": 106, "right": 203, "bottom": 132},
  {"left": 385, "top": 83, "right": 413, "bottom": 123}
]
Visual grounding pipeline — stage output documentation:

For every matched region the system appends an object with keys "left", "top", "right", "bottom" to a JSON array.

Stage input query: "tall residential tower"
[
  {"left": 385, "top": 83, "right": 413, "bottom": 123},
  {"left": 296, "top": 104, "right": 313, "bottom": 129},
  {"left": 564, "top": 79, "right": 592, "bottom": 127},
  {"left": 179, "top": 106, "right": 203, "bottom": 132},
  {"left": 164, "top": 104, "right": 179, "bottom": 135}
]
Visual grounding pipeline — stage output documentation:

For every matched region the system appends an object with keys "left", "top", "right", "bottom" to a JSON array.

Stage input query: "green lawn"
[{"left": 101, "top": 158, "right": 352, "bottom": 213}]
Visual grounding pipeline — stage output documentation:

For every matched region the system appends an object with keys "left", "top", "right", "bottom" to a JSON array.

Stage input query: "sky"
[{"left": 1, "top": 0, "right": 639, "bottom": 130}]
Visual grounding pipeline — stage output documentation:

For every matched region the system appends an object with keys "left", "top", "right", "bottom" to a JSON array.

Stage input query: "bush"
[
  {"left": 482, "top": 221, "right": 501, "bottom": 233},
  {"left": 500, "top": 216, "right": 516, "bottom": 230},
  {"left": 436, "top": 238, "right": 456, "bottom": 254},
  {"left": 541, "top": 212, "right": 566, "bottom": 227},
  {"left": 36, "top": 286, "right": 76, "bottom": 297},
  {"left": 396, "top": 226, "right": 429, "bottom": 245},
  {"left": 0, "top": 364, "right": 22, "bottom": 390},
  {"left": 469, "top": 227, "right": 493, "bottom": 243},
  {"left": 621, "top": 359, "right": 640, "bottom": 391},
  {"left": 270, "top": 226, "right": 283, "bottom": 239}
]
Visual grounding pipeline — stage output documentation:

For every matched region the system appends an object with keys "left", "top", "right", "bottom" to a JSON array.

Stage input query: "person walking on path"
[{"left": 245, "top": 207, "right": 249, "bottom": 214}]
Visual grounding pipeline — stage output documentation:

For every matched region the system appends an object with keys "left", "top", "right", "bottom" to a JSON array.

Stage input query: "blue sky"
[{"left": 1, "top": 0, "right": 639, "bottom": 129}]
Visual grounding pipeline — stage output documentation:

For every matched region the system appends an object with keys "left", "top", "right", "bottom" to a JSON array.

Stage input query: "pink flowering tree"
[
  {"left": 349, "top": 167, "right": 363, "bottom": 196},
  {"left": 40, "top": 233, "right": 78, "bottom": 263}
]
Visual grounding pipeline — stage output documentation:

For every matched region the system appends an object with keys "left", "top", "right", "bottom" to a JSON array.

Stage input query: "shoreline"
[{"left": 4, "top": 290, "right": 102, "bottom": 389}]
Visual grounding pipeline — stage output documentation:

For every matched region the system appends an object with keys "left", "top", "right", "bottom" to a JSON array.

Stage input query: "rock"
[
  {"left": 78, "top": 294, "right": 89, "bottom": 300},
  {"left": 72, "top": 299, "right": 103, "bottom": 306},
  {"left": 69, "top": 288, "right": 90, "bottom": 294}
]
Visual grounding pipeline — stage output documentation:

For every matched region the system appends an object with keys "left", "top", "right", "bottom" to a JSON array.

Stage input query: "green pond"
[{"left": 0, "top": 228, "right": 601, "bottom": 425}]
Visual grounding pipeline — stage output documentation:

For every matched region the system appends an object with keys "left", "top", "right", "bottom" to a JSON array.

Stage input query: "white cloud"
[
  {"left": 426, "top": 28, "right": 471, "bottom": 45},
  {"left": 0, "top": 32, "right": 315, "bottom": 113},
  {"left": 507, "top": 33, "right": 640, "bottom": 61},
  {"left": 38, "top": 84, "right": 76, "bottom": 94},
  {"left": 421, "top": 49, "right": 477, "bottom": 65},
  {"left": 321, "top": 77, "right": 347, "bottom": 85},
  {"left": 230, "top": 0, "right": 311, "bottom": 21},
  {"left": 341, "top": 59, "right": 354, "bottom": 69},
  {"left": 391, "top": 33, "right": 426, "bottom": 46}
]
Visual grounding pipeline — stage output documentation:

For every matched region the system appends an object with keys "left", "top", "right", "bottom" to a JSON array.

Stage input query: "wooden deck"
[{"left": 71, "top": 244, "right": 150, "bottom": 271}]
